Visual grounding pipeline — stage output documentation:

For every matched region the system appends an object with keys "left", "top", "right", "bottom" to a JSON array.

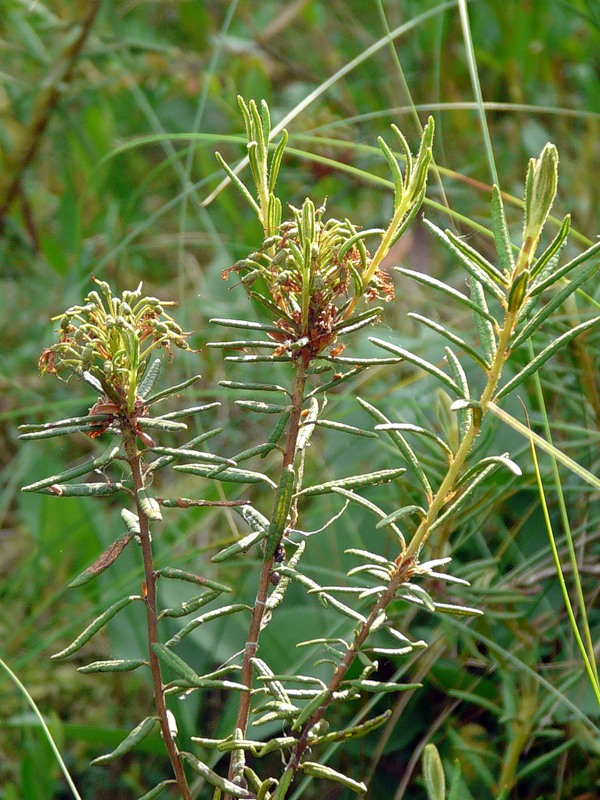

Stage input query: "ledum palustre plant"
[{"left": 20, "top": 98, "right": 600, "bottom": 800}]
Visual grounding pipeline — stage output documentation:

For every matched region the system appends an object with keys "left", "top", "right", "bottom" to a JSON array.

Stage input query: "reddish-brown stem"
[
  {"left": 123, "top": 426, "right": 192, "bottom": 800},
  {"left": 225, "top": 360, "right": 307, "bottom": 793},
  {"left": 287, "top": 558, "right": 414, "bottom": 776}
]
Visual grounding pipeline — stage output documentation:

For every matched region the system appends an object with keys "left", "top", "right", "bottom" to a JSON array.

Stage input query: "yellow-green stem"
[
  {"left": 404, "top": 308, "right": 517, "bottom": 561},
  {"left": 344, "top": 195, "right": 412, "bottom": 321}
]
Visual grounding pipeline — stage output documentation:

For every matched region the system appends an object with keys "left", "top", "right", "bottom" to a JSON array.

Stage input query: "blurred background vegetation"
[{"left": 1, "top": 1, "right": 599, "bottom": 798}]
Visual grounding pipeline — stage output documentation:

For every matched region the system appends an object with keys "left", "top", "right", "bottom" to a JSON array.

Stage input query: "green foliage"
[{"left": 3, "top": 4, "right": 600, "bottom": 800}]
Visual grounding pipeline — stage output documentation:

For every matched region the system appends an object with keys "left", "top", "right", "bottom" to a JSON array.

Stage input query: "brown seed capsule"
[{"left": 270, "top": 571, "right": 281, "bottom": 586}]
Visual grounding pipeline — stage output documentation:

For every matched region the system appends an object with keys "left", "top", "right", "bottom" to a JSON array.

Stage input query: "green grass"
[{"left": 1, "top": 1, "right": 599, "bottom": 798}]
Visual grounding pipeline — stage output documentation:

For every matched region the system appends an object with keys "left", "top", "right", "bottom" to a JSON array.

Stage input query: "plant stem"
[
  {"left": 285, "top": 559, "right": 415, "bottom": 785},
  {"left": 279, "top": 299, "right": 523, "bottom": 795},
  {"left": 225, "top": 360, "right": 307, "bottom": 793},
  {"left": 404, "top": 309, "right": 518, "bottom": 561},
  {"left": 123, "top": 426, "right": 192, "bottom": 800}
]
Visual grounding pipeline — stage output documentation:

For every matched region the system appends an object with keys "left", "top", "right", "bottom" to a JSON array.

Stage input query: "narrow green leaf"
[
  {"left": 444, "top": 348, "right": 471, "bottom": 442},
  {"left": 252, "top": 658, "right": 290, "bottom": 704},
  {"left": 235, "top": 504, "right": 270, "bottom": 531},
  {"left": 299, "top": 762, "right": 367, "bottom": 794},
  {"left": 215, "top": 151, "right": 261, "bottom": 217},
  {"left": 180, "top": 753, "right": 253, "bottom": 797},
  {"left": 80, "top": 370, "right": 103, "bottom": 393},
  {"left": 174, "top": 463, "right": 276, "bottom": 487},
  {"left": 291, "top": 689, "right": 330, "bottom": 731},
  {"left": 167, "top": 678, "right": 247, "bottom": 693},
  {"left": 264, "top": 464, "right": 295, "bottom": 561},
  {"left": 68, "top": 533, "right": 133, "bottom": 587},
  {"left": 138, "top": 358, "right": 161, "bottom": 398},
  {"left": 148, "top": 428, "right": 223, "bottom": 472},
  {"left": 312, "top": 420, "right": 378, "bottom": 438},
  {"left": 375, "top": 505, "right": 425, "bottom": 528},
  {"left": 121, "top": 508, "right": 140, "bottom": 534},
  {"left": 159, "top": 590, "right": 221, "bottom": 619},
  {"left": 136, "top": 780, "right": 176, "bottom": 800},
  {"left": 78, "top": 659, "right": 147, "bottom": 673},
  {"left": 447, "top": 761, "right": 464, "bottom": 800},
  {"left": 19, "top": 414, "right": 107, "bottom": 439},
  {"left": 150, "top": 447, "right": 233, "bottom": 466},
  {"left": 447, "top": 689, "right": 503, "bottom": 717},
  {"left": 454, "top": 454, "right": 522, "bottom": 491},
  {"left": 349, "top": 679, "right": 421, "bottom": 694},
  {"left": 430, "top": 463, "right": 497, "bottom": 532},
  {"left": 507, "top": 269, "right": 530, "bottom": 312},
  {"left": 267, "top": 409, "right": 291, "bottom": 445},
  {"left": 159, "top": 403, "right": 221, "bottom": 420},
  {"left": 311, "top": 710, "right": 392, "bottom": 745},
  {"left": 206, "top": 339, "right": 275, "bottom": 349},
  {"left": 423, "top": 220, "right": 506, "bottom": 301},
  {"left": 446, "top": 228, "right": 508, "bottom": 286},
  {"left": 138, "top": 487, "right": 162, "bottom": 520},
  {"left": 397, "top": 267, "right": 497, "bottom": 323},
  {"left": 298, "top": 467, "right": 406, "bottom": 497},
  {"left": 374, "top": 423, "right": 452, "bottom": 457},
  {"left": 530, "top": 236, "right": 600, "bottom": 296},
  {"left": 36, "top": 482, "right": 124, "bottom": 497},
  {"left": 166, "top": 604, "right": 252, "bottom": 647},
  {"left": 271, "top": 768, "right": 294, "bottom": 800},
  {"left": 397, "top": 583, "right": 436, "bottom": 611},
  {"left": 433, "top": 601, "right": 484, "bottom": 616},
  {"left": 515, "top": 739, "right": 574, "bottom": 782},
  {"left": 137, "top": 417, "right": 187, "bottom": 432},
  {"left": 491, "top": 185, "right": 515, "bottom": 274},
  {"left": 51, "top": 595, "right": 140, "bottom": 660},
  {"left": 511, "top": 259, "right": 599, "bottom": 350},
  {"left": 220, "top": 380, "right": 289, "bottom": 394},
  {"left": 317, "top": 592, "right": 367, "bottom": 623},
  {"left": 152, "top": 643, "right": 203, "bottom": 684},
  {"left": 250, "top": 290, "right": 297, "bottom": 324},
  {"left": 268, "top": 129, "right": 289, "bottom": 192},
  {"left": 235, "top": 400, "right": 289, "bottom": 414},
  {"left": 370, "top": 337, "right": 461, "bottom": 395},
  {"left": 423, "top": 743, "right": 445, "bottom": 800},
  {"left": 319, "top": 355, "right": 402, "bottom": 365},
  {"left": 211, "top": 528, "right": 267, "bottom": 562},
  {"left": 234, "top": 444, "right": 279, "bottom": 466},
  {"left": 523, "top": 143, "right": 558, "bottom": 239},
  {"left": 467, "top": 275, "right": 498, "bottom": 362},
  {"left": 496, "top": 316, "right": 600, "bottom": 400},
  {"left": 210, "top": 317, "right": 283, "bottom": 334},
  {"left": 225, "top": 354, "right": 292, "bottom": 363},
  {"left": 307, "top": 366, "right": 365, "bottom": 398},
  {"left": 90, "top": 717, "right": 158, "bottom": 765},
  {"left": 22, "top": 445, "right": 120, "bottom": 493},
  {"left": 409, "top": 313, "right": 490, "bottom": 369},
  {"left": 378, "top": 134, "right": 404, "bottom": 203},
  {"left": 156, "top": 568, "right": 231, "bottom": 593},
  {"left": 345, "top": 548, "right": 393, "bottom": 566},
  {"left": 529, "top": 214, "right": 570, "bottom": 282},
  {"left": 145, "top": 374, "right": 201, "bottom": 405},
  {"left": 333, "top": 305, "right": 383, "bottom": 331}
]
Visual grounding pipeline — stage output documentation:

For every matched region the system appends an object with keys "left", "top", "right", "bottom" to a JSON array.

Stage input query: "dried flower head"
[
  {"left": 223, "top": 199, "right": 393, "bottom": 363},
  {"left": 39, "top": 277, "right": 193, "bottom": 414}
]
